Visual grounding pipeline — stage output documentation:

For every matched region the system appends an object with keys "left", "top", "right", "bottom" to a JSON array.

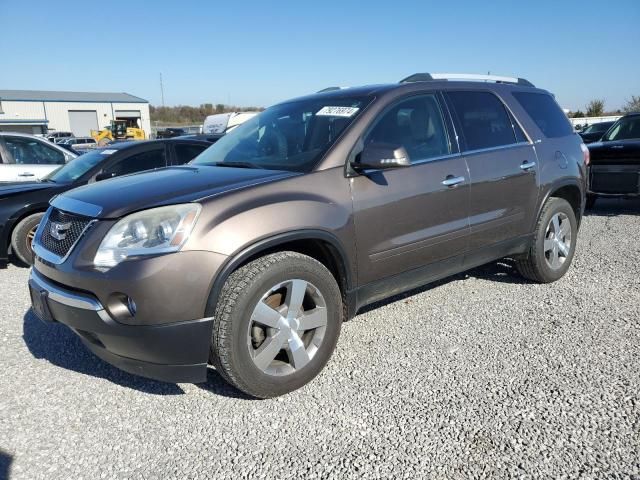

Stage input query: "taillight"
[{"left": 580, "top": 143, "right": 590, "bottom": 166}]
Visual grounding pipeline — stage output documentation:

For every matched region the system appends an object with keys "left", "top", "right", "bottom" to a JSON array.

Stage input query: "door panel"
[
  {"left": 444, "top": 90, "right": 540, "bottom": 251},
  {"left": 351, "top": 157, "right": 470, "bottom": 285},
  {"left": 465, "top": 144, "right": 539, "bottom": 249}
]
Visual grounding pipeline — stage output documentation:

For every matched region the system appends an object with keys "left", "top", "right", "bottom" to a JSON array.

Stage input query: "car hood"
[
  {"left": 55, "top": 165, "right": 298, "bottom": 219},
  {"left": 0, "top": 181, "right": 54, "bottom": 198},
  {"left": 588, "top": 140, "right": 640, "bottom": 165}
]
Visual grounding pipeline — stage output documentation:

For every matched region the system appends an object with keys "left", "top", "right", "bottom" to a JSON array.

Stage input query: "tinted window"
[
  {"left": 103, "top": 148, "right": 166, "bottom": 177},
  {"left": 4, "top": 137, "right": 65, "bottom": 165},
  {"left": 174, "top": 143, "right": 209, "bottom": 165},
  {"left": 512, "top": 92, "right": 573, "bottom": 138},
  {"left": 602, "top": 116, "right": 640, "bottom": 142},
  {"left": 364, "top": 94, "right": 450, "bottom": 161},
  {"left": 448, "top": 91, "right": 516, "bottom": 150}
]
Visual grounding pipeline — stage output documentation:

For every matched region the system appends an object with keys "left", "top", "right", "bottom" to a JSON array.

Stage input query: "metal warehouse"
[{"left": 0, "top": 90, "right": 151, "bottom": 137}]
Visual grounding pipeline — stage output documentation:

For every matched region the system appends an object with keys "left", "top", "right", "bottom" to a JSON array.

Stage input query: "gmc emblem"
[{"left": 50, "top": 221, "right": 71, "bottom": 241}]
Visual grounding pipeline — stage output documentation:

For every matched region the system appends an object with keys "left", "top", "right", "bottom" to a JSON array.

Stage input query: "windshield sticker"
[
  {"left": 100, "top": 149, "right": 117, "bottom": 155},
  {"left": 316, "top": 106, "right": 360, "bottom": 118}
]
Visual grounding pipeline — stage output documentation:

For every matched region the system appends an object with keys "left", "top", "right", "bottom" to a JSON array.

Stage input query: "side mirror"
[
  {"left": 95, "top": 171, "right": 115, "bottom": 182},
  {"left": 354, "top": 142, "right": 411, "bottom": 171}
]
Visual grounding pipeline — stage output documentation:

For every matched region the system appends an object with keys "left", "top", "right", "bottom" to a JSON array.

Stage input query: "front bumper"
[{"left": 28, "top": 268, "right": 214, "bottom": 383}]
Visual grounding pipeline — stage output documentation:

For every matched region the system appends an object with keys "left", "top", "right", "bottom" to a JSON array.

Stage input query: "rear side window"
[
  {"left": 103, "top": 148, "right": 167, "bottom": 177},
  {"left": 174, "top": 143, "right": 209, "bottom": 164},
  {"left": 447, "top": 91, "right": 517, "bottom": 151},
  {"left": 512, "top": 92, "right": 573, "bottom": 138}
]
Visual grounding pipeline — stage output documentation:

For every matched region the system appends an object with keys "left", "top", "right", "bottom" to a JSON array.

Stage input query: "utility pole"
[{"left": 160, "top": 73, "right": 165, "bottom": 107}]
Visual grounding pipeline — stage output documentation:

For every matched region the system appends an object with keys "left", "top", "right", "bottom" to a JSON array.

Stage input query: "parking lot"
[{"left": 0, "top": 198, "right": 638, "bottom": 479}]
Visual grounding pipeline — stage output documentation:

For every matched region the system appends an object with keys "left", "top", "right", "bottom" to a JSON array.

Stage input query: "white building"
[{"left": 0, "top": 90, "right": 151, "bottom": 137}]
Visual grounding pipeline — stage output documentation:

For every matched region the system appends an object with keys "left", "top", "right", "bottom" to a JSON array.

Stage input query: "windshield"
[
  {"left": 602, "top": 116, "right": 640, "bottom": 142},
  {"left": 44, "top": 149, "right": 109, "bottom": 183},
  {"left": 192, "top": 95, "right": 373, "bottom": 172}
]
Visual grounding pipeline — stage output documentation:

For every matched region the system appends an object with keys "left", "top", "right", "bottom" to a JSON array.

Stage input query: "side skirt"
[{"left": 348, "top": 234, "right": 532, "bottom": 317}]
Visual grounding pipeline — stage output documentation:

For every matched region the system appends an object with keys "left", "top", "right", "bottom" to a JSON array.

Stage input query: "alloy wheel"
[
  {"left": 247, "top": 279, "right": 327, "bottom": 376},
  {"left": 544, "top": 212, "right": 572, "bottom": 269}
]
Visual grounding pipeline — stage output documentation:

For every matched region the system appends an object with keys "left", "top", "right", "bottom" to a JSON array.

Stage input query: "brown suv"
[{"left": 28, "top": 73, "right": 588, "bottom": 398}]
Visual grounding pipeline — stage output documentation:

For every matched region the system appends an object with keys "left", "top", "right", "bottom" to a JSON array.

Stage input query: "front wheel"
[
  {"left": 210, "top": 251, "right": 342, "bottom": 398},
  {"left": 516, "top": 198, "right": 578, "bottom": 283}
]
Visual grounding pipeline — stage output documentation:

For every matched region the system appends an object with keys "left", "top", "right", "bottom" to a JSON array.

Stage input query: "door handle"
[
  {"left": 18, "top": 172, "right": 35, "bottom": 177},
  {"left": 520, "top": 161, "right": 536, "bottom": 171},
  {"left": 442, "top": 175, "right": 465, "bottom": 187}
]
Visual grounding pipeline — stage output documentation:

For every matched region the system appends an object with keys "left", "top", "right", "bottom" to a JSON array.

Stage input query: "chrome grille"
[{"left": 39, "top": 208, "right": 92, "bottom": 259}]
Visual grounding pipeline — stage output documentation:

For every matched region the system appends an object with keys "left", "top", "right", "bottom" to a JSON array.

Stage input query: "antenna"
[{"left": 160, "top": 73, "right": 165, "bottom": 107}]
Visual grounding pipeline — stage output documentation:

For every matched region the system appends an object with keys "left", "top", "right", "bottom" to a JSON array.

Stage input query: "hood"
[
  {"left": 56, "top": 165, "right": 298, "bottom": 218},
  {"left": 588, "top": 139, "right": 640, "bottom": 165},
  {"left": 0, "top": 181, "right": 54, "bottom": 198}
]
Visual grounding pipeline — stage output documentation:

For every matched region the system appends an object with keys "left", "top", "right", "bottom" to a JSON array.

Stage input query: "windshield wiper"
[{"left": 214, "top": 161, "right": 260, "bottom": 169}]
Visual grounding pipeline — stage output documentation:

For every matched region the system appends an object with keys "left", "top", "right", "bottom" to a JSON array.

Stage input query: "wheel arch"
[
  {"left": 204, "top": 230, "right": 355, "bottom": 320},
  {"left": 538, "top": 180, "right": 584, "bottom": 227}
]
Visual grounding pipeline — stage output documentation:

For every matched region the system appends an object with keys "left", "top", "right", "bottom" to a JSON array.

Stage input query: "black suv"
[{"left": 29, "top": 73, "right": 587, "bottom": 398}]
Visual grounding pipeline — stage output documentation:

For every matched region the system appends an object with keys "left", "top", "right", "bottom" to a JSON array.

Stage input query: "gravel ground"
[{"left": 1, "top": 198, "right": 639, "bottom": 479}]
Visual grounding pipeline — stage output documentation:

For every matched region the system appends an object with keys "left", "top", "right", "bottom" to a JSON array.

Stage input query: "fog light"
[{"left": 106, "top": 293, "right": 137, "bottom": 320}]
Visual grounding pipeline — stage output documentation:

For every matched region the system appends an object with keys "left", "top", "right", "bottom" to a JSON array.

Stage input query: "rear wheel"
[
  {"left": 210, "top": 251, "right": 342, "bottom": 398},
  {"left": 11, "top": 212, "right": 44, "bottom": 266},
  {"left": 516, "top": 198, "right": 577, "bottom": 283}
]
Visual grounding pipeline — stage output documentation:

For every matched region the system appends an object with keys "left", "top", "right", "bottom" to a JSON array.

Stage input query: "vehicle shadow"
[
  {"left": 22, "top": 309, "right": 252, "bottom": 399},
  {"left": 357, "top": 259, "right": 528, "bottom": 315},
  {"left": 0, "top": 449, "right": 12, "bottom": 480},
  {"left": 22, "top": 310, "right": 184, "bottom": 395},
  {"left": 585, "top": 197, "right": 640, "bottom": 217}
]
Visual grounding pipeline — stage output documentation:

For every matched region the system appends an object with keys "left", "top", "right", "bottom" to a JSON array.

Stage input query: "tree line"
[
  {"left": 150, "top": 104, "right": 264, "bottom": 125},
  {"left": 568, "top": 96, "right": 640, "bottom": 118}
]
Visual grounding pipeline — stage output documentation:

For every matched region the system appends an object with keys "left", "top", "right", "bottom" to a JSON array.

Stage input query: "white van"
[{"left": 202, "top": 112, "right": 259, "bottom": 135}]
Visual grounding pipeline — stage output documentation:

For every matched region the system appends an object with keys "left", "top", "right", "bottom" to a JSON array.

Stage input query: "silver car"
[{"left": 0, "top": 132, "right": 76, "bottom": 182}]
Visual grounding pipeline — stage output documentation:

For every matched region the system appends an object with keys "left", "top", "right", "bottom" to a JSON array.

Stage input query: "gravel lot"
[{"left": 1, "top": 198, "right": 639, "bottom": 479}]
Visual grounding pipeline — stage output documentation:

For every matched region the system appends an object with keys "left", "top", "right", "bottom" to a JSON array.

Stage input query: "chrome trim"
[
  {"left": 430, "top": 73, "right": 525, "bottom": 84},
  {"left": 411, "top": 152, "right": 462, "bottom": 166},
  {"left": 30, "top": 268, "right": 104, "bottom": 311},
  {"left": 463, "top": 141, "right": 532, "bottom": 156},
  {"left": 441, "top": 176, "right": 465, "bottom": 187},
  {"left": 32, "top": 207, "right": 98, "bottom": 265},
  {"left": 51, "top": 196, "right": 103, "bottom": 218},
  {"left": 520, "top": 161, "right": 536, "bottom": 170}
]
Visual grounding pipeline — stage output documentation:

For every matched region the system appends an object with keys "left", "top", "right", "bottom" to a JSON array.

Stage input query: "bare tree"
[
  {"left": 586, "top": 99, "right": 605, "bottom": 117},
  {"left": 622, "top": 95, "right": 640, "bottom": 113}
]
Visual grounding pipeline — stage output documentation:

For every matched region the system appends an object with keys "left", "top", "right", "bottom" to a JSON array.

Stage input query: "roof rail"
[
  {"left": 400, "top": 73, "right": 534, "bottom": 87},
  {"left": 317, "top": 86, "right": 345, "bottom": 93}
]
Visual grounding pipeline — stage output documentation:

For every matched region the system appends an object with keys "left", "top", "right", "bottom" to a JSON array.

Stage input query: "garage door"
[{"left": 68, "top": 110, "right": 98, "bottom": 137}]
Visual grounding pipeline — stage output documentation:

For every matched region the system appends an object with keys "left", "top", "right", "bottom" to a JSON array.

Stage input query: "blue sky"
[{"left": 1, "top": 0, "right": 639, "bottom": 111}]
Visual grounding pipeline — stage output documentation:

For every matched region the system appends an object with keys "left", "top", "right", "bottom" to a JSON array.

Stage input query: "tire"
[
  {"left": 11, "top": 212, "right": 44, "bottom": 266},
  {"left": 585, "top": 194, "right": 597, "bottom": 210},
  {"left": 516, "top": 198, "right": 578, "bottom": 283},
  {"left": 210, "top": 251, "right": 342, "bottom": 398}
]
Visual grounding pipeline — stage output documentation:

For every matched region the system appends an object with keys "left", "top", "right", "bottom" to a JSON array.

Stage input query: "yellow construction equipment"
[{"left": 91, "top": 119, "right": 146, "bottom": 146}]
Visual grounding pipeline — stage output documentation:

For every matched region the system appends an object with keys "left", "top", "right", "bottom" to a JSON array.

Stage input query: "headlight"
[{"left": 94, "top": 203, "right": 201, "bottom": 268}]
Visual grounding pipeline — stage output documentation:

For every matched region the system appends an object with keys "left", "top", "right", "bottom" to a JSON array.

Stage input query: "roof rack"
[
  {"left": 400, "top": 73, "right": 534, "bottom": 87},
  {"left": 317, "top": 86, "right": 346, "bottom": 93}
]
